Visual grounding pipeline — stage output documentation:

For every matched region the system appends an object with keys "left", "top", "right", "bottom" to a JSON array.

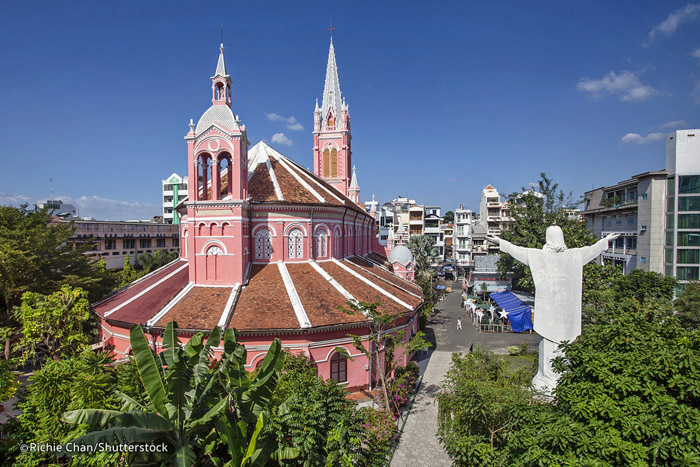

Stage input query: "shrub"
[
  {"left": 507, "top": 346, "right": 520, "bottom": 356},
  {"left": 519, "top": 342, "right": 528, "bottom": 354},
  {"left": 0, "top": 360, "right": 19, "bottom": 403}
]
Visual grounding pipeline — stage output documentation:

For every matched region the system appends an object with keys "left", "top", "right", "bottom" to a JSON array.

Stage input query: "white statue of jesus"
[{"left": 487, "top": 226, "right": 618, "bottom": 395}]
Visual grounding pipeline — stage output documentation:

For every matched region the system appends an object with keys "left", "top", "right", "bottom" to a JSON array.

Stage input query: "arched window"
[
  {"left": 197, "top": 154, "right": 211, "bottom": 201},
  {"left": 323, "top": 149, "right": 330, "bottom": 178},
  {"left": 255, "top": 229, "right": 272, "bottom": 260},
  {"left": 255, "top": 356, "right": 265, "bottom": 370},
  {"left": 207, "top": 245, "right": 223, "bottom": 256},
  {"left": 333, "top": 229, "right": 341, "bottom": 257},
  {"left": 331, "top": 148, "right": 338, "bottom": 178},
  {"left": 288, "top": 229, "right": 303, "bottom": 259},
  {"left": 330, "top": 353, "right": 347, "bottom": 383},
  {"left": 218, "top": 153, "right": 232, "bottom": 199},
  {"left": 327, "top": 111, "right": 335, "bottom": 130},
  {"left": 316, "top": 230, "right": 327, "bottom": 258}
]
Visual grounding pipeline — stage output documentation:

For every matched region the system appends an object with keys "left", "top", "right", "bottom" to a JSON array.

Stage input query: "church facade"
[{"left": 93, "top": 39, "right": 423, "bottom": 389}]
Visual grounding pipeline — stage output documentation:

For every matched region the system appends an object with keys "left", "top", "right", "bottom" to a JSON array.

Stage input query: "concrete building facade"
[
  {"left": 665, "top": 129, "right": 700, "bottom": 288},
  {"left": 582, "top": 171, "right": 667, "bottom": 274}
]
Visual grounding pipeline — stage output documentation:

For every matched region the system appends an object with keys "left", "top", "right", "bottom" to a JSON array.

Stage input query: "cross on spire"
[{"left": 328, "top": 20, "right": 335, "bottom": 39}]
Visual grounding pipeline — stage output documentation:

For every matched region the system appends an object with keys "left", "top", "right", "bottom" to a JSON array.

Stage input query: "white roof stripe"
[
  {"left": 283, "top": 158, "right": 344, "bottom": 203},
  {"left": 272, "top": 155, "right": 326, "bottom": 203},
  {"left": 348, "top": 256, "right": 422, "bottom": 299},
  {"left": 266, "top": 157, "right": 284, "bottom": 201},
  {"left": 309, "top": 261, "right": 355, "bottom": 302},
  {"left": 332, "top": 258, "right": 412, "bottom": 309},
  {"left": 217, "top": 283, "right": 240, "bottom": 328},
  {"left": 277, "top": 263, "right": 312, "bottom": 328},
  {"left": 146, "top": 281, "right": 195, "bottom": 326},
  {"left": 107, "top": 263, "right": 190, "bottom": 318}
]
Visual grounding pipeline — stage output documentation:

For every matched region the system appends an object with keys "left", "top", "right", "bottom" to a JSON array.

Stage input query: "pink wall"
[{"left": 99, "top": 308, "right": 420, "bottom": 390}]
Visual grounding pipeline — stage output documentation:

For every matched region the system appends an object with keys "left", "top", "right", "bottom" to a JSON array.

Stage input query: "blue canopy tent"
[{"left": 489, "top": 291, "right": 534, "bottom": 333}]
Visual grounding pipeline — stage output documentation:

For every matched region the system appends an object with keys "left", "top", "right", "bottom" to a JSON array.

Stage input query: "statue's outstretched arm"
[
  {"left": 490, "top": 236, "right": 530, "bottom": 266},
  {"left": 579, "top": 234, "right": 618, "bottom": 264}
]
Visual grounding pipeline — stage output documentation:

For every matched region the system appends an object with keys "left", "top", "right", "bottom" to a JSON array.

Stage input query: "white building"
[
  {"left": 162, "top": 173, "right": 188, "bottom": 224},
  {"left": 424, "top": 205, "right": 443, "bottom": 264},
  {"left": 36, "top": 199, "right": 78, "bottom": 218},
  {"left": 453, "top": 206, "right": 474, "bottom": 267},
  {"left": 665, "top": 129, "right": 700, "bottom": 290}
]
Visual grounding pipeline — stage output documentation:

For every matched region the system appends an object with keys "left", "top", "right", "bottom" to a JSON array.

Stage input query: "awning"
[{"left": 489, "top": 291, "right": 534, "bottom": 333}]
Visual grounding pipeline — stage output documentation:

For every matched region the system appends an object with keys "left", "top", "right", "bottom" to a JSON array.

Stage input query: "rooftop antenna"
[{"left": 50, "top": 177, "right": 54, "bottom": 201}]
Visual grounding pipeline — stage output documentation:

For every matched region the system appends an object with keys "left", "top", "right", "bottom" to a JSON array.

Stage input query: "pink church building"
[{"left": 93, "top": 39, "right": 423, "bottom": 390}]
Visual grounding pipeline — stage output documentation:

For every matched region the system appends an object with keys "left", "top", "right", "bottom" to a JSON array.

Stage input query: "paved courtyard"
[{"left": 390, "top": 287, "right": 541, "bottom": 466}]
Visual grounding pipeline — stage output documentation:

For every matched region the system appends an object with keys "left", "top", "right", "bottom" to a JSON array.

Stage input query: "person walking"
[{"left": 457, "top": 318, "right": 462, "bottom": 331}]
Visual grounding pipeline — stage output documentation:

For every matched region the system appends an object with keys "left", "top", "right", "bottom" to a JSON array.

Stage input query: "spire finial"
[
  {"left": 328, "top": 19, "right": 335, "bottom": 41},
  {"left": 221, "top": 25, "right": 224, "bottom": 49}
]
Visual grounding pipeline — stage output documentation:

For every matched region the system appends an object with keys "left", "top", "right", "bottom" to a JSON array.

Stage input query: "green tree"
[
  {"left": 497, "top": 173, "right": 595, "bottom": 292},
  {"left": 118, "top": 255, "right": 142, "bottom": 288},
  {"left": 268, "top": 352, "right": 354, "bottom": 467},
  {"left": 443, "top": 211, "right": 454, "bottom": 224},
  {"left": 437, "top": 297, "right": 700, "bottom": 466},
  {"left": 406, "top": 234, "right": 439, "bottom": 275},
  {"left": 674, "top": 281, "right": 700, "bottom": 330},
  {"left": 437, "top": 349, "right": 534, "bottom": 467},
  {"left": 62, "top": 323, "right": 296, "bottom": 466},
  {"left": 341, "top": 300, "right": 430, "bottom": 416},
  {"left": 15, "top": 285, "right": 91, "bottom": 364},
  {"left": 137, "top": 250, "right": 178, "bottom": 273},
  {"left": 0, "top": 205, "right": 114, "bottom": 317},
  {"left": 10, "top": 350, "right": 123, "bottom": 467}
]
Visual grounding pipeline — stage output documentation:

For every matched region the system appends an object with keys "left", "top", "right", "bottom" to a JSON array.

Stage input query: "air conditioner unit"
[{"left": 640, "top": 226, "right": 647, "bottom": 232}]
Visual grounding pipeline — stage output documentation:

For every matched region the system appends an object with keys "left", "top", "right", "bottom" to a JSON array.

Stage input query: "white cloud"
[
  {"left": 649, "top": 3, "right": 700, "bottom": 41},
  {"left": 271, "top": 132, "right": 293, "bottom": 146},
  {"left": 73, "top": 196, "right": 161, "bottom": 221},
  {"left": 0, "top": 192, "right": 33, "bottom": 206},
  {"left": 576, "top": 71, "right": 659, "bottom": 102},
  {"left": 620, "top": 132, "right": 665, "bottom": 145},
  {"left": 693, "top": 48, "right": 700, "bottom": 59},
  {"left": 660, "top": 120, "right": 687, "bottom": 129},
  {"left": 265, "top": 113, "right": 304, "bottom": 131},
  {"left": 0, "top": 193, "right": 160, "bottom": 221}
]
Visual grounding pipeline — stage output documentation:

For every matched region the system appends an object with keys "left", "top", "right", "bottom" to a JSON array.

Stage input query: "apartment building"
[
  {"left": 665, "top": 129, "right": 700, "bottom": 288},
  {"left": 408, "top": 205, "right": 424, "bottom": 237},
  {"left": 582, "top": 171, "right": 667, "bottom": 274},
  {"left": 424, "top": 206, "right": 443, "bottom": 263},
  {"left": 453, "top": 206, "right": 474, "bottom": 268},
  {"left": 582, "top": 129, "right": 700, "bottom": 286},
  {"left": 162, "top": 173, "right": 189, "bottom": 224},
  {"left": 52, "top": 218, "right": 180, "bottom": 270}
]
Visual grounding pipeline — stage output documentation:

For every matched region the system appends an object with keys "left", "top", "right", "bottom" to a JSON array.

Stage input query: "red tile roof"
[
  {"left": 95, "top": 256, "right": 421, "bottom": 332},
  {"left": 318, "top": 261, "right": 407, "bottom": 316},
  {"left": 347, "top": 256, "right": 423, "bottom": 297},
  {"left": 285, "top": 263, "right": 366, "bottom": 326},
  {"left": 230, "top": 264, "right": 300, "bottom": 330},
  {"left": 155, "top": 286, "right": 231, "bottom": 330},
  {"left": 248, "top": 161, "right": 277, "bottom": 202},
  {"left": 94, "top": 260, "right": 189, "bottom": 325}
]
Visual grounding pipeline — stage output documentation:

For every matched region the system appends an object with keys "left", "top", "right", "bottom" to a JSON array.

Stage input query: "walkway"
[{"left": 390, "top": 287, "right": 540, "bottom": 466}]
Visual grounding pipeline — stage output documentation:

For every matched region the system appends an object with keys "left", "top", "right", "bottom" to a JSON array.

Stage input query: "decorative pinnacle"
[{"left": 188, "top": 118, "right": 195, "bottom": 132}]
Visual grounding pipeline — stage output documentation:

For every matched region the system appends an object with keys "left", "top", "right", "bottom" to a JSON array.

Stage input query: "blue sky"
[{"left": 1, "top": 1, "right": 699, "bottom": 220}]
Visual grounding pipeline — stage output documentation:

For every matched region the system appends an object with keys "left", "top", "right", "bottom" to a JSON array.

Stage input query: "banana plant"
[{"left": 61, "top": 322, "right": 296, "bottom": 466}]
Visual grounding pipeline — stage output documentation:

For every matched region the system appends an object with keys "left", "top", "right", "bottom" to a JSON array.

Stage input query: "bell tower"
[
  {"left": 182, "top": 42, "right": 250, "bottom": 286},
  {"left": 313, "top": 36, "right": 352, "bottom": 196}
]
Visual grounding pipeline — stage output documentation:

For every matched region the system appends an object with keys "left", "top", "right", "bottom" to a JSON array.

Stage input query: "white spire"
[
  {"left": 350, "top": 165, "right": 359, "bottom": 189},
  {"left": 321, "top": 38, "right": 343, "bottom": 129},
  {"left": 213, "top": 43, "right": 229, "bottom": 78}
]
